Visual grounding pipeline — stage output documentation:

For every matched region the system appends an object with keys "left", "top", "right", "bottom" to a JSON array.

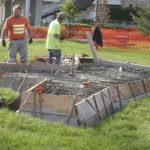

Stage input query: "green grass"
[
  {"left": 0, "top": 97, "right": 150, "bottom": 150},
  {"left": 0, "top": 88, "right": 19, "bottom": 103},
  {"left": 0, "top": 40, "right": 150, "bottom": 66}
]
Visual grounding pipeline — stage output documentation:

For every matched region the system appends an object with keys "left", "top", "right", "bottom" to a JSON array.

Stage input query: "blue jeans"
[
  {"left": 48, "top": 49, "right": 61, "bottom": 65},
  {"left": 8, "top": 39, "right": 27, "bottom": 63}
]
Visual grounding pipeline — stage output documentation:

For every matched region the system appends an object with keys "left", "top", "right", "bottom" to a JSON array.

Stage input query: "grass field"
[
  {"left": 0, "top": 88, "right": 19, "bottom": 103},
  {"left": 0, "top": 39, "right": 150, "bottom": 149},
  {"left": 0, "top": 97, "right": 150, "bottom": 150},
  {"left": 0, "top": 40, "right": 150, "bottom": 66}
]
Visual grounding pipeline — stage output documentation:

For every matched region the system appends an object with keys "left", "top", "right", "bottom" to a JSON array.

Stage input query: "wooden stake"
[{"left": 86, "top": 32, "right": 99, "bottom": 64}]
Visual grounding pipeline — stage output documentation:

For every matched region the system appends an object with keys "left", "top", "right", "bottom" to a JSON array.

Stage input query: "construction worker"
[
  {"left": 1, "top": 4, "right": 32, "bottom": 63},
  {"left": 45, "top": 13, "right": 65, "bottom": 65}
]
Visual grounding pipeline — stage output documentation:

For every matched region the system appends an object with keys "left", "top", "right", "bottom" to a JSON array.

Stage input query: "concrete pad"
[
  {"left": 99, "top": 59, "right": 150, "bottom": 71},
  {"left": 0, "top": 75, "right": 42, "bottom": 92}
]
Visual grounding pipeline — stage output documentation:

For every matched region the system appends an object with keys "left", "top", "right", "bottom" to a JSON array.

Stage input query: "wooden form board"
[
  {"left": 143, "top": 78, "right": 150, "bottom": 94},
  {"left": 21, "top": 92, "right": 81, "bottom": 115},
  {"left": 75, "top": 95, "right": 97, "bottom": 121},
  {"left": 27, "top": 79, "right": 48, "bottom": 93},
  {"left": 30, "top": 60, "right": 71, "bottom": 72},
  {"left": 75, "top": 78, "right": 150, "bottom": 126}
]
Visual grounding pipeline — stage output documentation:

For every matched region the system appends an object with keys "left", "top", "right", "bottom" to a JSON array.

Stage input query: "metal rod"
[{"left": 17, "top": 76, "right": 27, "bottom": 92}]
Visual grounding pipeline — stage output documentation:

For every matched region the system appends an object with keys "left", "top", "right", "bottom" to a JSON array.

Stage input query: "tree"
[
  {"left": 95, "top": 0, "right": 110, "bottom": 25},
  {"left": 131, "top": 2, "right": 150, "bottom": 35},
  {"left": 60, "top": 0, "right": 80, "bottom": 23}
]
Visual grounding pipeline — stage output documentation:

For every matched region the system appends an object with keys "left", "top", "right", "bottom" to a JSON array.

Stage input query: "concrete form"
[{"left": 0, "top": 60, "right": 150, "bottom": 127}]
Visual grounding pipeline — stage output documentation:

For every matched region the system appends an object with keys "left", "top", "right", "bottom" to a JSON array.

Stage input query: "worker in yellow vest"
[{"left": 45, "top": 13, "right": 65, "bottom": 65}]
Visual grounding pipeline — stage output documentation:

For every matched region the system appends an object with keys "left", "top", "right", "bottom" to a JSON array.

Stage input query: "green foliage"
[
  {"left": 109, "top": 6, "right": 135, "bottom": 21},
  {"left": 0, "top": 97, "right": 150, "bottom": 149},
  {"left": 0, "top": 88, "right": 19, "bottom": 103},
  {"left": 131, "top": 3, "right": 150, "bottom": 35},
  {"left": 62, "top": 23, "right": 93, "bottom": 28},
  {"left": 60, "top": 0, "right": 80, "bottom": 23},
  {"left": 80, "top": 19, "right": 93, "bottom": 24}
]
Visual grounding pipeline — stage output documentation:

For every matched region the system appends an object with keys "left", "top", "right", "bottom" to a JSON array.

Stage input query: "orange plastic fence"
[{"left": 31, "top": 25, "right": 150, "bottom": 54}]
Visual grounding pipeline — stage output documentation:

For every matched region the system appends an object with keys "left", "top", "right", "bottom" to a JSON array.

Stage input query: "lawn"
[
  {"left": 0, "top": 97, "right": 150, "bottom": 150},
  {"left": 0, "top": 40, "right": 150, "bottom": 66},
  {"left": 0, "top": 88, "right": 19, "bottom": 103}
]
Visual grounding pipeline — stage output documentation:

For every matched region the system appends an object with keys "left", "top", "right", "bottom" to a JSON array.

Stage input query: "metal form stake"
[
  {"left": 51, "top": 57, "right": 56, "bottom": 76},
  {"left": 17, "top": 76, "right": 27, "bottom": 92},
  {"left": 16, "top": 92, "right": 32, "bottom": 113}
]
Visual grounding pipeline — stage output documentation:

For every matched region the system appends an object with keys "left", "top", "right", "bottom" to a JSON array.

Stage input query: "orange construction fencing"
[{"left": 31, "top": 25, "right": 150, "bottom": 54}]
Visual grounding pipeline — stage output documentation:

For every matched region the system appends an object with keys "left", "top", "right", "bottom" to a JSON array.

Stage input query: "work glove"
[
  {"left": 60, "top": 36, "right": 64, "bottom": 41},
  {"left": 29, "top": 38, "right": 33, "bottom": 44},
  {"left": 2, "top": 40, "right": 6, "bottom": 47}
]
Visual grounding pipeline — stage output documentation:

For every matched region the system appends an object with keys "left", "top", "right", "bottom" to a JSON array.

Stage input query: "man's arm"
[
  {"left": 1, "top": 28, "right": 7, "bottom": 47},
  {"left": 27, "top": 28, "right": 33, "bottom": 44},
  {"left": 53, "top": 34, "right": 61, "bottom": 39},
  {"left": 1, "top": 28, "right": 7, "bottom": 40},
  {"left": 27, "top": 28, "right": 32, "bottom": 39}
]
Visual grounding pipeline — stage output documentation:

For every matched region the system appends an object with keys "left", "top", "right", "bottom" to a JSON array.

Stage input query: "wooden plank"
[
  {"left": 101, "top": 89, "right": 113, "bottom": 115},
  {"left": 75, "top": 96, "right": 97, "bottom": 121},
  {"left": 86, "top": 32, "right": 99, "bottom": 64},
  {"left": 130, "top": 80, "right": 145, "bottom": 97},
  {"left": 94, "top": 92, "right": 107, "bottom": 119},
  {"left": 118, "top": 83, "right": 133, "bottom": 100},
  {"left": 109, "top": 85, "right": 119, "bottom": 102},
  {"left": 21, "top": 92, "right": 81, "bottom": 115},
  {"left": 27, "top": 79, "right": 48, "bottom": 92},
  {"left": 143, "top": 78, "right": 150, "bottom": 94}
]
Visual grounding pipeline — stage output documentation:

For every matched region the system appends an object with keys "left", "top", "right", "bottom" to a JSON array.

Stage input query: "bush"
[
  {"left": 0, "top": 88, "right": 19, "bottom": 103},
  {"left": 79, "top": 19, "right": 93, "bottom": 24}
]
